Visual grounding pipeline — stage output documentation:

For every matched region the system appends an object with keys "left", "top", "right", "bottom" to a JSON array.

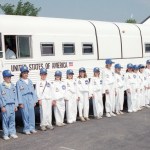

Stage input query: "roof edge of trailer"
[{"left": 141, "top": 16, "right": 150, "bottom": 24}]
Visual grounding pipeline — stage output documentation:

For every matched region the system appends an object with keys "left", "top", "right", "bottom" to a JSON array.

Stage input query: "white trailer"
[{"left": 0, "top": 15, "right": 150, "bottom": 84}]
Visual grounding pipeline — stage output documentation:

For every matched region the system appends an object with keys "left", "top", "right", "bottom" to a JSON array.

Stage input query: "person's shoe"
[
  {"left": 96, "top": 116, "right": 102, "bottom": 119},
  {"left": 116, "top": 111, "right": 120, "bottom": 115},
  {"left": 84, "top": 117, "right": 90, "bottom": 121},
  {"left": 3, "top": 136, "right": 10, "bottom": 140},
  {"left": 138, "top": 107, "right": 142, "bottom": 111},
  {"left": 30, "top": 130, "right": 37, "bottom": 134},
  {"left": 111, "top": 112, "right": 116, "bottom": 116},
  {"left": 24, "top": 131, "right": 31, "bottom": 135},
  {"left": 133, "top": 109, "right": 137, "bottom": 112},
  {"left": 106, "top": 113, "right": 111, "bottom": 118},
  {"left": 61, "top": 123, "right": 66, "bottom": 126},
  {"left": 80, "top": 117, "right": 86, "bottom": 122},
  {"left": 56, "top": 123, "right": 63, "bottom": 127},
  {"left": 119, "top": 111, "right": 124, "bottom": 114},
  {"left": 10, "top": 134, "right": 18, "bottom": 139},
  {"left": 146, "top": 105, "right": 150, "bottom": 108},
  {"left": 46, "top": 125, "right": 54, "bottom": 130},
  {"left": 128, "top": 110, "right": 133, "bottom": 113},
  {"left": 41, "top": 126, "right": 47, "bottom": 131}
]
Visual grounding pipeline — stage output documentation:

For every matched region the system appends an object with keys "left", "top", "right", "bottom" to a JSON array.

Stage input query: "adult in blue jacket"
[
  {"left": 16, "top": 66, "right": 37, "bottom": 135},
  {"left": 0, "top": 70, "right": 18, "bottom": 140}
]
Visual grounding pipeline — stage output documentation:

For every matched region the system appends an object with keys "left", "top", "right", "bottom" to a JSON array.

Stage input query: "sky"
[{"left": 0, "top": 0, "right": 150, "bottom": 23}]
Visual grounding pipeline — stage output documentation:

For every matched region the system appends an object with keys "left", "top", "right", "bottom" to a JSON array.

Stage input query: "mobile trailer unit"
[{"left": 0, "top": 15, "right": 150, "bottom": 84}]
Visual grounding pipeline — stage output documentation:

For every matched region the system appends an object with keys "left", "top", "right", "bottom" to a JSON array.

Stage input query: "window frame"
[
  {"left": 4, "top": 35, "right": 32, "bottom": 60},
  {"left": 145, "top": 43, "right": 150, "bottom": 53},
  {"left": 82, "top": 43, "right": 94, "bottom": 55},
  {"left": 17, "top": 35, "right": 32, "bottom": 58},
  {"left": 40, "top": 42, "right": 55, "bottom": 56},
  {"left": 62, "top": 43, "right": 75, "bottom": 55}
]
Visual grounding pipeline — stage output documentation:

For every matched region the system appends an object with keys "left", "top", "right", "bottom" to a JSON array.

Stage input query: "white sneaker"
[
  {"left": 61, "top": 123, "right": 66, "bottom": 126},
  {"left": 106, "top": 113, "right": 111, "bottom": 118},
  {"left": 30, "top": 130, "right": 37, "bottom": 134},
  {"left": 128, "top": 110, "right": 133, "bottom": 113},
  {"left": 56, "top": 123, "right": 63, "bottom": 127},
  {"left": 111, "top": 112, "right": 116, "bottom": 116},
  {"left": 80, "top": 117, "right": 86, "bottom": 122},
  {"left": 116, "top": 111, "right": 120, "bottom": 115},
  {"left": 146, "top": 105, "right": 150, "bottom": 108},
  {"left": 133, "top": 109, "right": 137, "bottom": 112},
  {"left": 41, "top": 126, "right": 47, "bottom": 131},
  {"left": 47, "top": 125, "right": 54, "bottom": 130},
  {"left": 24, "top": 131, "right": 31, "bottom": 135},
  {"left": 138, "top": 107, "right": 142, "bottom": 111},
  {"left": 84, "top": 117, "right": 90, "bottom": 121},
  {"left": 119, "top": 111, "right": 124, "bottom": 114},
  {"left": 3, "top": 136, "right": 10, "bottom": 140},
  {"left": 96, "top": 116, "right": 102, "bottom": 119},
  {"left": 10, "top": 134, "right": 18, "bottom": 139}
]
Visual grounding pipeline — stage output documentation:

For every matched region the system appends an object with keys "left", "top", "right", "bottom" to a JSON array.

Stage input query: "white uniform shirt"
[
  {"left": 144, "top": 69, "right": 150, "bottom": 87},
  {"left": 89, "top": 77, "right": 103, "bottom": 96},
  {"left": 138, "top": 72, "right": 147, "bottom": 90},
  {"left": 36, "top": 80, "right": 53, "bottom": 100},
  {"left": 76, "top": 78, "right": 89, "bottom": 92},
  {"left": 5, "top": 48, "right": 16, "bottom": 59},
  {"left": 64, "top": 79, "right": 77, "bottom": 101},
  {"left": 115, "top": 73, "right": 125, "bottom": 90},
  {"left": 51, "top": 81, "right": 66, "bottom": 100},
  {"left": 102, "top": 68, "right": 115, "bottom": 91},
  {"left": 125, "top": 72, "right": 139, "bottom": 90}
]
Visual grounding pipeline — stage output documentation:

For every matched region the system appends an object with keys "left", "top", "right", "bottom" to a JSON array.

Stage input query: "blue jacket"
[
  {"left": 16, "top": 78, "right": 37, "bottom": 105},
  {"left": 0, "top": 82, "right": 18, "bottom": 108}
]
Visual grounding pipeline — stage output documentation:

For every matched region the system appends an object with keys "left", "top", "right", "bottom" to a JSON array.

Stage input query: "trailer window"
[
  {"left": 82, "top": 44, "right": 93, "bottom": 54},
  {"left": 63, "top": 44, "right": 75, "bottom": 55},
  {"left": 18, "top": 36, "right": 32, "bottom": 58},
  {"left": 4, "top": 35, "right": 32, "bottom": 59},
  {"left": 0, "top": 33, "right": 2, "bottom": 58},
  {"left": 145, "top": 44, "right": 150, "bottom": 53},
  {"left": 41, "top": 43, "right": 54, "bottom": 56}
]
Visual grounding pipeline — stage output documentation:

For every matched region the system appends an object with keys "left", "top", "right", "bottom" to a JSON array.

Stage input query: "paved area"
[{"left": 0, "top": 108, "right": 150, "bottom": 150}]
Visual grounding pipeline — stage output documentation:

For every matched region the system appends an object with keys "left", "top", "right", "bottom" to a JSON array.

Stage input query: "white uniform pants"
[
  {"left": 142, "top": 90, "right": 146, "bottom": 107},
  {"left": 116, "top": 88, "right": 124, "bottom": 112},
  {"left": 40, "top": 100, "right": 52, "bottom": 127},
  {"left": 105, "top": 84, "right": 116, "bottom": 113},
  {"left": 54, "top": 99, "right": 65, "bottom": 125},
  {"left": 146, "top": 89, "right": 150, "bottom": 105},
  {"left": 127, "top": 88, "right": 137, "bottom": 112},
  {"left": 93, "top": 91, "right": 103, "bottom": 117},
  {"left": 66, "top": 94, "right": 77, "bottom": 123},
  {"left": 136, "top": 90, "right": 142, "bottom": 110},
  {"left": 78, "top": 92, "right": 89, "bottom": 118}
]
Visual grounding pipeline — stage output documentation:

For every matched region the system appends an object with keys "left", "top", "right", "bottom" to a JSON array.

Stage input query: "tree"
[
  {"left": 0, "top": 0, "right": 41, "bottom": 16},
  {"left": 125, "top": 19, "right": 137, "bottom": 24}
]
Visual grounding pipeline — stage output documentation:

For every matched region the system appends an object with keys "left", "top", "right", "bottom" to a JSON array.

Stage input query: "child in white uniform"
[
  {"left": 138, "top": 64, "right": 147, "bottom": 109},
  {"left": 52, "top": 71, "right": 66, "bottom": 126},
  {"left": 115, "top": 64, "right": 125, "bottom": 115},
  {"left": 103, "top": 59, "right": 116, "bottom": 118},
  {"left": 76, "top": 67, "right": 90, "bottom": 122},
  {"left": 90, "top": 67, "right": 103, "bottom": 119},
  {"left": 125, "top": 64, "right": 138, "bottom": 113},
  {"left": 64, "top": 69, "right": 77, "bottom": 124},
  {"left": 36, "top": 68, "right": 54, "bottom": 131},
  {"left": 144, "top": 59, "right": 150, "bottom": 108}
]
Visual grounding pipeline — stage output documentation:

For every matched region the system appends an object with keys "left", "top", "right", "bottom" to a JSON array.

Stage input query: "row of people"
[{"left": 1, "top": 59, "right": 150, "bottom": 140}]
